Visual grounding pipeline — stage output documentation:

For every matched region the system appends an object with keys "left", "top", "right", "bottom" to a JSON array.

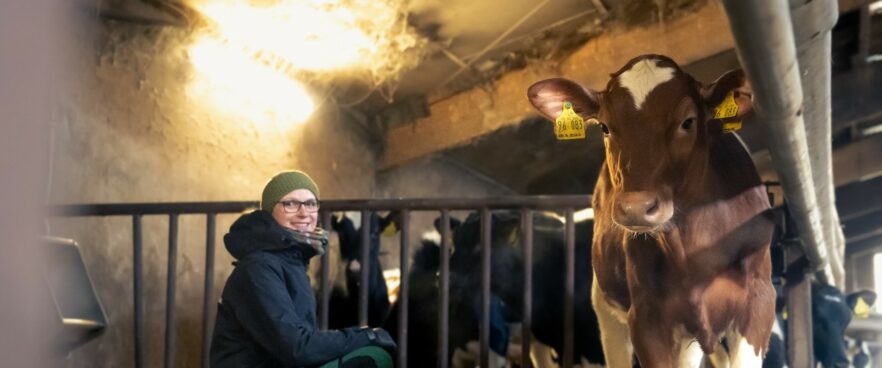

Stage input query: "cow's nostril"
[{"left": 645, "top": 198, "right": 659, "bottom": 216}]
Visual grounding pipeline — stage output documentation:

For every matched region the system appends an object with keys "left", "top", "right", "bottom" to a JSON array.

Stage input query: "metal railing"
[{"left": 49, "top": 195, "right": 592, "bottom": 368}]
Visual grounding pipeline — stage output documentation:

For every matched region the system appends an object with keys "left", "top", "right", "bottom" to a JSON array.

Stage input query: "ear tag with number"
[
  {"left": 555, "top": 101, "right": 586, "bottom": 140},
  {"left": 714, "top": 91, "right": 742, "bottom": 133}
]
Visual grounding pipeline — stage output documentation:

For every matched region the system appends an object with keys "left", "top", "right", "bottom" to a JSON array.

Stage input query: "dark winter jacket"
[{"left": 210, "top": 210, "right": 376, "bottom": 368}]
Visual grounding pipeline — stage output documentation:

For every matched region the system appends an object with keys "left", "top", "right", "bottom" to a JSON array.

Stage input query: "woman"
[{"left": 211, "top": 170, "right": 396, "bottom": 368}]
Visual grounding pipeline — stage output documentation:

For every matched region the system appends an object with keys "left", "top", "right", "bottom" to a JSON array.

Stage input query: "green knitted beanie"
[{"left": 261, "top": 170, "right": 320, "bottom": 212}]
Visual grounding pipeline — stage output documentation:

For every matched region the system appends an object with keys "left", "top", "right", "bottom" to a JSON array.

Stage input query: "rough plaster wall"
[{"left": 48, "top": 18, "right": 377, "bottom": 368}]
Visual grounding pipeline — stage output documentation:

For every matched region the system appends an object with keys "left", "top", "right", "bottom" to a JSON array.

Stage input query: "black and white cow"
[
  {"left": 327, "top": 211, "right": 397, "bottom": 329},
  {"left": 449, "top": 210, "right": 605, "bottom": 366},
  {"left": 761, "top": 282, "right": 876, "bottom": 368}
]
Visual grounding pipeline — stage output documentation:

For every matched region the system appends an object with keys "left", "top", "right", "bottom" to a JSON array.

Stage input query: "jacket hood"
[{"left": 224, "top": 210, "right": 311, "bottom": 260}]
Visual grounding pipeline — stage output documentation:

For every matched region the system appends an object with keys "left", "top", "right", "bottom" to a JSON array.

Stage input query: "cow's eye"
[
  {"left": 599, "top": 123, "right": 610, "bottom": 135},
  {"left": 681, "top": 117, "right": 696, "bottom": 130}
]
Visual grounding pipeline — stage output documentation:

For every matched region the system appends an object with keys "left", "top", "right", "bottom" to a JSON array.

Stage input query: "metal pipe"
[
  {"left": 563, "top": 208, "right": 575, "bottom": 368},
  {"left": 721, "top": 0, "right": 831, "bottom": 279},
  {"left": 786, "top": 242, "right": 814, "bottom": 367},
  {"left": 319, "top": 212, "right": 332, "bottom": 330},
  {"left": 439, "top": 209, "right": 451, "bottom": 368},
  {"left": 521, "top": 209, "right": 534, "bottom": 368},
  {"left": 165, "top": 214, "right": 179, "bottom": 368},
  {"left": 480, "top": 208, "right": 492, "bottom": 368},
  {"left": 398, "top": 210, "right": 411, "bottom": 368},
  {"left": 789, "top": 0, "right": 844, "bottom": 288},
  {"left": 359, "top": 210, "right": 371, "bottom": 326},
  {"left": 133, "top": 215, "right": 144, "bottom": 368},
  {"left": 201, "top": 213, "right": 217, "bottom": 368},
  {"left": 49, "top": 196, "right": 592, "bottom": 216}
]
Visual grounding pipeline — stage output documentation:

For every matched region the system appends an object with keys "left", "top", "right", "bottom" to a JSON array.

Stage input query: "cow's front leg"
[
  {"left": 630, "top": 309, "right": 678, "bottom": 368},
  {"left": 592, "top": 276, "right": 633, "bottom": 368}
]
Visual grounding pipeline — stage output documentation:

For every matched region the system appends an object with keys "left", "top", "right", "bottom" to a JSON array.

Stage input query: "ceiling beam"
[
  {"left": 381, "top": 1, "right": 735, "bottom": 169},
  {"left": 846, "top": 234, "right": 882, "bottom": 257},
  {"left": 837, "top": 174, "right": 882, "bottom": 221},
  {"left": 831, "top": 63, "right": 882, "bottom": 133},
  {"left": 832, "top": 131, "right": 882, "bottom": 186},
  {"left": 839, "top": 0, "right": 872, "bottom": 13},
  {"left": 844, "top": 209, "right": 882, "bottom": 242}
]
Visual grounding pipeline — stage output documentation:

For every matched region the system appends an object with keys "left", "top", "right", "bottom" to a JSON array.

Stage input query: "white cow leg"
[
  {"left": 706, "top": 342, "right": 731, "bottom": 368},
  {"left": 726, "top": 330, "right": 763, "bottom": 368},
  {"left": 529, "top": 340, "right": 559, "bottom": 368},
  {"left": 592, "top": 276, "right": 633, "bottom": 368},
  {"left": 677, "top": 336, "right": 705, "bottom": 368}
]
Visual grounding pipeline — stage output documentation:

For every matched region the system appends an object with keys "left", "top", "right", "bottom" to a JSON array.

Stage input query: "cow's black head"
[{"left": 811, "top": 283, "right": 877, "bottom": 367}]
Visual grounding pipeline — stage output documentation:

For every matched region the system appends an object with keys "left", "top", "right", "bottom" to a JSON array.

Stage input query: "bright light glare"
[
  {"left": 871, "top": 0, "right": 882, "bottom": 14},
  {"left": 188, "top": 36, "right": 314, "bottom": 127},
  {"left": 573, "top": 208, "right": 595, "bottom": 222},
  {"left": 194, "top": 1, "right": 377, "bottom": 71}
]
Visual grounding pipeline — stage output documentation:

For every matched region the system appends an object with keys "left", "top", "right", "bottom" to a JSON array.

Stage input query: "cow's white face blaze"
[
  {"left": 527, "top": 55, "right": 754, "bottom": 233},
  {"left": 617, "top": 58, "right": 676, "bottom": 110}
]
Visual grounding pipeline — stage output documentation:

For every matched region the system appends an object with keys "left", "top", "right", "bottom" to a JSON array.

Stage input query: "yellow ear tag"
[
  {"left": 382, "top": 223, "right": 398, "bottom": 236},
  {"left": 782, "top": 309, "right": 788, "bottom": 321},
  {"left": 854, "top": 297, "right": 872, "bottom": 319},
  {"left": 714, "top": 91, "right": 742, "bottom": 133},
  {"left": 555, "top": 101, "right": 586, "bottom": 140}
]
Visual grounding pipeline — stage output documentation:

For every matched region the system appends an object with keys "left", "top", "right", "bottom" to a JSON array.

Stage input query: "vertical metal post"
[
  {"left": 563, "top": 208, "right": 575, "bottom": 368},
  {"left": 359, "top": 210, "right": 371, "bottom": 326},
  {"left": 521, "top": 209, "right": 534, "bottom": 368},
  {"left": 133, "top": 215, "right": 144, "bottom": 368},
  {"left": 398, "top": 210, "right": 411, "bottom": 368},
  {"left": 786, "top": 242, "right": 814, "bottom": 367},
  {"left": 438, "top": 209, "right": 451, "bottom": 368},
  {"left": 165, "top": 214, "right": 179, "bottom": 368},
  {"left": 201, "top": 213, "right": 217, "bottom": 368},
  {"left": 320, "top": 211, "right": 332, "bottom": 330},
  {"left": 480, "top": 208, "right": 491, "bottom": 368}
]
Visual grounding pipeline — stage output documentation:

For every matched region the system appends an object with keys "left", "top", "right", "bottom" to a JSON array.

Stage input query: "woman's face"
[{"left": 271, "top": 189, "right": 318, "bottom": 232}]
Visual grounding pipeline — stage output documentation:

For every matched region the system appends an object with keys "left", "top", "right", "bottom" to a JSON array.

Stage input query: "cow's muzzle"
[{"left": 612, "top": 191, "right": 673, "bottom": 232}]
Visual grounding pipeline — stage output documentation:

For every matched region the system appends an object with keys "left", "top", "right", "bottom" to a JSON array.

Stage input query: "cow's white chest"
[{"left": 617, "top": 59, "right": 675, "bottom": 110}]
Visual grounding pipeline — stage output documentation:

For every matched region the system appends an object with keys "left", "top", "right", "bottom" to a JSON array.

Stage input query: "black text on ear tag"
[{"left": 554, "top": 101, "right": 586, "bottom": 140}]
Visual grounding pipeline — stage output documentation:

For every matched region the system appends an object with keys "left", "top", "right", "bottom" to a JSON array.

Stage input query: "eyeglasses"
[{"left": 278, "top": 199, "right": 320, "bottom": 213}]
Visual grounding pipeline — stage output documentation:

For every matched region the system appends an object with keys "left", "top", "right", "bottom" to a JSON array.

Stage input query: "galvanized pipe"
[
  {"left": 721, "top": 0, "right": 831, "bottom": 279},
  {"left": 520, "top": 209, "right": 534, "bottom": 368},
  {"left": 49, "top": 195, "right": 593, "bottom": 216},
  {"left": 563, "top": 208, "right": 575, "bottom": 368},
  {"left": 133, "top": 215, "right": 144, "bottom": 368},
  {"left": 398, "top": 210, "right": 411, "bottom": 368},
  {"left": 789, "top": 0, "right": 844, "bottom": 288},
  {"left": 165, "top": 214, "right": 179, "bottom": 368},
  {"left": 319, "top": 211, "right": 332, "bottom": 330},
  {"left": 438, "top": 209, "right": 451, "bottom": 368},
  {"left": 201, "top": 213, "right": 217, "bottom": 368},
  {"left": 359, "top": 210, "right": 371, "bottom": 327},
  {"left": 480, "top": 208, "right": 492, "bottom": 368}
]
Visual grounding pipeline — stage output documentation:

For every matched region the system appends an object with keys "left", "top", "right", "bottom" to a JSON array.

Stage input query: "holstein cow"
[
  {"left": 528, "top": 54, "right": 776, "bottom": 367},
  {"left": 448, "top": 210, "right": 605, "bottom": 366},
  {"left": 762, "top": 282, "right": 877, "bottom": 368},
  {"left": 327, "top": 212, "right": 397, "bottom": 329}
]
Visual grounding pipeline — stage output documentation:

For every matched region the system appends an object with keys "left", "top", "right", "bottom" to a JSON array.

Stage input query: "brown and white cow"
[{"left": 527, "top": 54, "right": 776, "bottom": 367}]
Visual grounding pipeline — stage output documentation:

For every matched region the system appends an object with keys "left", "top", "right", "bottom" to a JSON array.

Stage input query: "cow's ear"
[
  {"left": 847, "top": 290, "right": 877, "bottom": 318},
  {"left": 701, "top": 69, "right": 753, "bottom": 120},
  {"left": 527, "top": 78, "right": 600, "bottom": 122},
  {"left": 380, "top": 211, "right": 402, "bottom": 236}
]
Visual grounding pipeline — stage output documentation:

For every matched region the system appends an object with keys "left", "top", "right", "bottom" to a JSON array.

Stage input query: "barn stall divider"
[{"left": 50, "top": 195, "right": 594, "bottom": 368}]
